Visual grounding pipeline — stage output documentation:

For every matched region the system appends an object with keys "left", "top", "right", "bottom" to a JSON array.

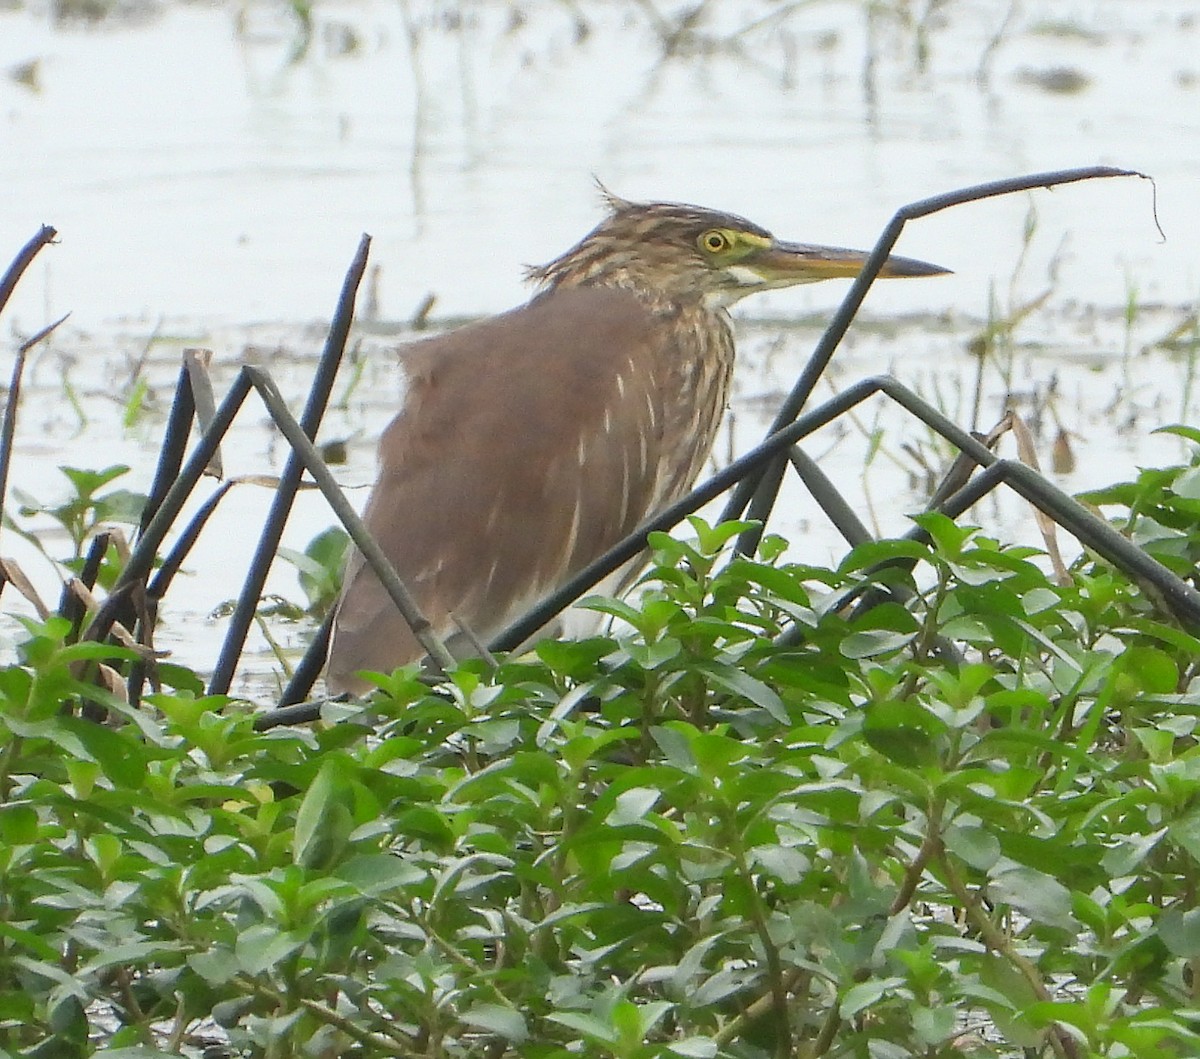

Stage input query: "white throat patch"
[{"left": 702, "top": 265, "right": 765, "bottom": 310}]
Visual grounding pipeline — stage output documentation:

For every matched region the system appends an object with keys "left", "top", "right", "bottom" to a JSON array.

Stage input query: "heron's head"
[{"left": 528, "top": 187, "right": 949, "bottom": 309}]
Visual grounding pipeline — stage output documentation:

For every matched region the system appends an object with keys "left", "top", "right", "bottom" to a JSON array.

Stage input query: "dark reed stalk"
[
  {"left": 725, "top": 166, "right": 1147, "bottom": 557},
  {"left": 244, "top": 367, "right": 453, "bottom": 673},
  {"left": 0, "top": 314, "right": 70, "bottom": 550},
  {"left": 58, "top": 531, "right": 112, "bottom": 642},
  {"left": 138, "top": 364, "right": 197, "bottom": 537},
  {"left": 0, "top": 235, "right": 62, "bottom": 549},
  {"left": 254, "top": 696, "right": 330, "bottom": 731},
  {"left": 208, "top": 235, "right": 371, "bottom": 696},
  {"left": 108, "top": 358, "right": 207, "bottom": 656},
  {"left": 875, "top": 379, "right": 1200, "bottom": 627},
  {"left": 492, "top": 371, "right": 1200, "bottom": 653},
  {"left": 277, "top": 608, "right": 333, "bottom": 707},
  {"left": 785, "top": 446, "right": 873, "bottom": 548},
  {"left": 773, "top": 459, "right": 1020, "bottom": 651},
  {"left": 147, "top": 481, "right": 235, "bottom": 604},
  {"left": 81, "top": 373, "right": 255, "bottom": 647},
  {"left": 0, "top": 225, "right": 57, "bottom": 320},
  {"left": 839, "top": 418, "right": 1011, "bottom": 625},
  {"left": 788, "top": 445, "right": 965, "bottom": 666},
  {"left": 125, "top": 480, "right": 236, "bottom": 705},
  {"left": 778, "top": 451, "right": 1200, "bottom": 655}
]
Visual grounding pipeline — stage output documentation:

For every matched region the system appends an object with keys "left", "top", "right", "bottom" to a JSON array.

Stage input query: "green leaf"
[
  {"left": 1169, "top": 812, "right": 1200, "bottom": 865},
  {"left": 94, "top": 487, "right": 148, "bottom": 524},
  {"left": 688, "top": 517, "right": 760, "bottom": 555},
  {"left": 626, "top": 636, "right": 681, "bottom": 670},
  {"left": 1153, "top": 423, "right": 1200, "bottom": 445},
  {"left": 1172, "top": 464, "right": 1200, "bottom": 498},
  {"left": 840, "top": 538, "right": 933, "bottom": 573},
  {"left": 1159, "top": 907, "right": 1200, "bottom": 957},
  {"left": 943, "top": 824, "right": 1001, "bottom": 872},
  {"left": 911, "top": 510, "right": 972, "bottom": 555},
  {"left": 695, "top": 662, "right": 788, "bottom": 722},
  {"left": 546, "top": 1011, "right": 617, "bottom": 1046},
  {"left": 234, "top": 925, "right": 309, "bottom": 975},
  {"left": 293, "top": 758, "right": 354, "bottom": 869},
  {"left": 1102, "top": 828, "right": 1168, "bottom": 876},
  {"left": 60, "top": 464, "right": 130, "bottom": 495},
  {"left": 862, "top": 699, "right": 941, "bottom": 768},
  {"left": 0, "top": 803, "right": 39, "bottom": 844},
  {"left": 53, "top": 641, "right": 144, "bottom": 665},
  {"left": 912, "top": 1004, "right": 956, "bottom": 1046},
  {"left": 1132, "top": 727, "right": 1174, "bottom": 763},
  {"left": 841, "top": 628, "right": 917, "bottom": 658},
  {"left": 667, "top": 1039, "right": 718, "bottom": 1058},
  {"left": 581, "top": 595, "right": 651, "bottom": 630},
  {"left": 280, "top": 526, "right": 351, "bottom": 611},
  {"left": 840, "top": 977, "right": 906, "bottom": 1017},
  {"left": 613, "top": 999, "right": 672, "bottom": 1043},
  {"left": 337, "top": 854, "right": 427, "bottom": 894},
  {"left": 461, "top": 1003, "right": 528, "bottom": 1042},
  {"left": 751, "top": 844, "right": 809, "bottom": 884},
  {"left": 62, "top": 718, "right": 148, "bottom": 787},
  {"left": 988, "top": 865, "right": 1077, "bottom": 931},
  {"left": 187, "top": 949, "right": 238, "bottom": 987},
  {"left": 536, "top": 637, "right": 614, "bottom": 675},
  {"left": 607, "top": 787, "right": 661, "bottom": 826},
  {"left": 975, "top": 954, "right": 1042, "bottom": 1047},
  {"left": 0, "top": 920, "right": 61, "bottom": 962},
  {"left": 1118, "top": 645, "right": 1178, "bottom": 694},
  {"left": 77, "top": 941, "right": 184, "bottom": 977}
]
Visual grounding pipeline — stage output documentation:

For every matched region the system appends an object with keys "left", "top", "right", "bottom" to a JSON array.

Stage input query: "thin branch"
[
  {"left": 939, "top": 851, "right": 1077, "bottom": 1059},
  {"left": 725, "top": 167, "right": 1148, "bottom": 555},
  {"left": 0, "top": 225, "right": 57, "bottom": 320},
  {"left": 209, "top": 233, "right": 372, "bottom": 695},
  {"left": 0, "top": 312, "right": 69, "bottom": 549},
  {"left": 245, "top": 368, "right": 454, "bottom": 674}
]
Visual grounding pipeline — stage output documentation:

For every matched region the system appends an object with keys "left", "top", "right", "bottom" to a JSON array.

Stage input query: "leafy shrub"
[{"left": 4, "top": 486, "right": 1200, "bottom": 1057}]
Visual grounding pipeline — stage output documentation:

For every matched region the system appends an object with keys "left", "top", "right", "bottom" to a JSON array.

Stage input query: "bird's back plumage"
[{"left": 325, "top": 283, "right": 733, "bottom": 694}]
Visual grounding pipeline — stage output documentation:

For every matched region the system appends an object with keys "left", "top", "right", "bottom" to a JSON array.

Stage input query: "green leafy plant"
[
  {"left": 6, "top": 461, "right": 1200, "bottom": 1056},
  {"left": 278, "top": 526, "right": 352, "bottom": 617},
  {"left": 8, "top": 464, "right": 146, "bottom": 566}
]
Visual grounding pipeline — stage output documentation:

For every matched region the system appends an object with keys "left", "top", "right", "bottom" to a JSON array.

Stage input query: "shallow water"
[
  {"left": 2, "top": 0, "right": 1198, "bottom": 324},
  {"left": 0, "top": 0, "right": 1197, "bottom": 697}
]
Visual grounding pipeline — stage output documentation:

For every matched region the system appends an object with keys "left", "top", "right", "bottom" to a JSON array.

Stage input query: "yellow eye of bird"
[{"left": 699, "top": 230, "right": 730, "bottom": 254}]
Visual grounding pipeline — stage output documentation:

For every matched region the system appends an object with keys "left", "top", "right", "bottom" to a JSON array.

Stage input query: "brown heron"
[{"left": 326, "top": 189, "right": 948, "bottom": 695}]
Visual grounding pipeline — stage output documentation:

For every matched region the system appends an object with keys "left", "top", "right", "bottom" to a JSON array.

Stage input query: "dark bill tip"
[{"left": 878, "top": 253, "right": 953, "bottom": 279}]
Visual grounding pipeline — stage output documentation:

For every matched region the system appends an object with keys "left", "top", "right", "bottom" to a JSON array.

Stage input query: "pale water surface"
[{"left": 0, "top": 0, "right": 1197, "bottom": 694}]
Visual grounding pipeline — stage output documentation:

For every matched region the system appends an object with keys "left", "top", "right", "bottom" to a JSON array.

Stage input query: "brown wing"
[{"left": 326, "top": 286, "right": 686, "bottom": 695}]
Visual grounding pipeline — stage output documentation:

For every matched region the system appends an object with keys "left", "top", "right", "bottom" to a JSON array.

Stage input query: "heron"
[{"left": 326, "top": 189, "right": 948, "bottom": 695}]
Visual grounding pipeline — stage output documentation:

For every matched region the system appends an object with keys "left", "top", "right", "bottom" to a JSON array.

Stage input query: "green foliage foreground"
[{"left": 6, "top": 456, "right": 1200, "bottom": 1058}]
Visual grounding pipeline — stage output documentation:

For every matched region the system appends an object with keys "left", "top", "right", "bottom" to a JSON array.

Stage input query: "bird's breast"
[{"left": 648, "top": 306, "right": 736, "bottom": 511}]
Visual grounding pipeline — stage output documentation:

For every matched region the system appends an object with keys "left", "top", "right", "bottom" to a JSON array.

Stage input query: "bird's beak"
[{"left": 746, "top": 240, "right": 951, "bottom": 287}]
